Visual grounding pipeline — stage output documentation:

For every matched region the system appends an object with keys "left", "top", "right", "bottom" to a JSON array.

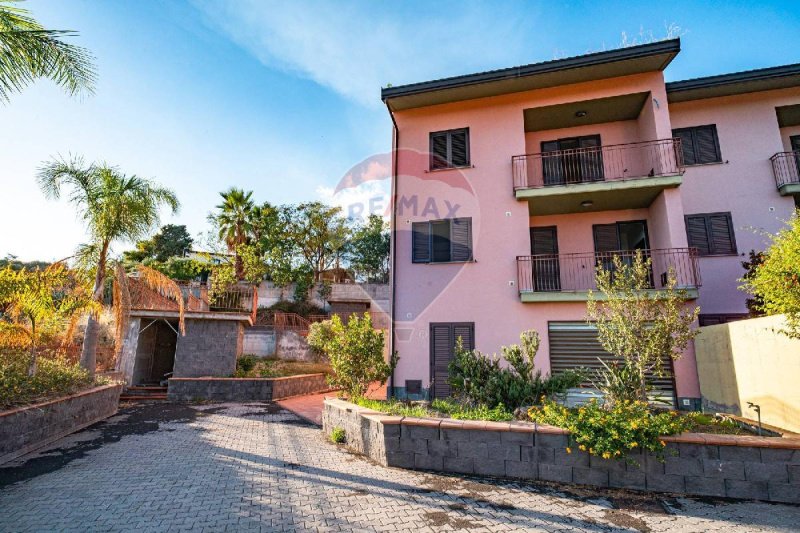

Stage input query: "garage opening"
[
  {"left": 548, "top": 322, "right": 676, "bottom": 407},
  {"left": 131, "top": 319, "right": 178, "bottom": 386}
]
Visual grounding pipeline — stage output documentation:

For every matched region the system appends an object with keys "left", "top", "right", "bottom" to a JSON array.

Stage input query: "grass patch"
[
  {"left": 351, "top": 397, "right": 513, "bottom": 421},
  {"left": 234, "top": 356, "right": 332, "bottom": 378}
]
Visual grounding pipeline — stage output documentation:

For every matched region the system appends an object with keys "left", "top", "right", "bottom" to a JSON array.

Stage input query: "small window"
[
  {"left": 411, "top": 218, "right": 472, "bottom": 263},
  {"left": 672, "top": 125, "right": 722, "bottom": 165},
  {"left": 430, "top": 128, "right": 470, "bottom": 170},
  {"left": 685, "top": 212, "right": 737, "bottom": 256}
]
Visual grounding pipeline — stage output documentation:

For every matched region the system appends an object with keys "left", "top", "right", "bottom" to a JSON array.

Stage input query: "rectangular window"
[
  {"left": 430, "top": 322, "right": 474, "bottom": 399},
  {"left": 685, "top": 212, "right": 737, "bottom": 256},
  {"left": 430, "top": 128, "right": 470, "bottom": 170},
  {"left": 672, "top": 125, "right": 722, "bottom": 165},
  {"left": 412, "top": 218, "right": 472, "bottom": 263}
]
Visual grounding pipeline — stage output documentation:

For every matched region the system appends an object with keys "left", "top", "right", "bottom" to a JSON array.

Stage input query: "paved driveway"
[{"left": 0, "top": 402, "right": 797, "bottom": 532}]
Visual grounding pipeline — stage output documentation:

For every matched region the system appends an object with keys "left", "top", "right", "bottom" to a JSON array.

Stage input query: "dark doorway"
[
  {"left": 429, "top": 323, "right": 474, "bottom": 399},
  {"left": 530, "top": 226, "right": 561, "bottom": 291},
  {"left": 149, "top": 321, "right": 177, "bottom": 384},
  {"left": 593, "top": 221, "right": 652, "bottom": 285},
  {"left": 541, "top": 135, "right": 604, "bottom": 185}
]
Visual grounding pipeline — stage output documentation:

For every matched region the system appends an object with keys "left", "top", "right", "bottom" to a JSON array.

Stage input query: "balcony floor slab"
[
  {"left": 777, "top": 183, "right": 800, "bottom": 196},
  {"left": 516, "top": 175, "right": 682, "bottom": 215},
  {"left": 519, "top": 288, "right": 699, "bottom": 303}
]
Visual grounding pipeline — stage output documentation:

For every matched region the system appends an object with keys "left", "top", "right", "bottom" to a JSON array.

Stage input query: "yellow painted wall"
[{"left": 695, "top": 315, "right": 800, "bottom": 433}]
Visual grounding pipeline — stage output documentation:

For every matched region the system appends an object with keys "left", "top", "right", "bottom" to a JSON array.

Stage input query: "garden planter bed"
[
  {"left": 0, "top": 383, "right": 122, "bottom": 465},
  {"left": 168, "top": 373, "right": 332, "bottom": 402},
  {"left": 323, "top": 398, "right": 800, "bottom": 504}
]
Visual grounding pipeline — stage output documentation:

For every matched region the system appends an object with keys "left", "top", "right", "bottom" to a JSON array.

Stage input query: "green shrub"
[
  {"left": 237, "top": 354, "right": 257, "bottom": 373},
  {"left": 329, "top": 427, "right": 346, "bottom": 444},
  {"left": 0, "top": 350, "right": 95, "bottom": 410},
  {"left": 528, "top": 399, "right": 697, "bottom": 463},
  {"left": 448, "top": 330, "right": 585, "bottom": 410},
  {"left": 307, "top": 313, "right": 397, "bottom": 399}
]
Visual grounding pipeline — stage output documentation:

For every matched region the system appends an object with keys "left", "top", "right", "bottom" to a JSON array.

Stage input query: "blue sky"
[{"left": 1, "top": 0, "right": 799, "bottom": 261}]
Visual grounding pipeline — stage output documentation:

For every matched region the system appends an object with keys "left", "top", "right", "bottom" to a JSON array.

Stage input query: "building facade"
[{"left": 383, "top": 39, "right": 800, "bottom": 408}]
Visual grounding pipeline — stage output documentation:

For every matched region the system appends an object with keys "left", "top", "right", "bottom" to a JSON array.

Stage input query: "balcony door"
[
  {"left": 541, "top": 135, "right": 604, "bottom": 186},
  {"left": 593, "top": 221, "right": 652, "bottom": 284},
  {"left": 792, "top": 136, "right": 800, "bottom": 177},
  {"left": 530, "top": 226, "right": 561, "bottom": 291}
]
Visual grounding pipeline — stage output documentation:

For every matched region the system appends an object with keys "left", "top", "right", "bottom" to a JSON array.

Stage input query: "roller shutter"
[{"left": 548, "top": 322, "right": 676, "bottom": 405}]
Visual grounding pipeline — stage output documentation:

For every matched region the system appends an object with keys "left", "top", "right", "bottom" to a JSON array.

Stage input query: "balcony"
[
  {"left": 516, "top": 248, "right": 700, "bottom": 302},
  {"left": 770, "top": 151, "right": 800, "bottom": 196},
  {"left": 130, "top": 279, "right": 258, "bottom": 321},
  {"left": 512, "top": 138, "right": 684, "bottom": 215}
]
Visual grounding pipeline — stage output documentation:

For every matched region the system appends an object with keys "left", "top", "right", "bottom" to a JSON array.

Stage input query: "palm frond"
[
  {"left": 136, "top": 264, "right": 185, "bottom": 334},
  {"left": 0, "top": 0, "right": 97, "bottom": 102}
]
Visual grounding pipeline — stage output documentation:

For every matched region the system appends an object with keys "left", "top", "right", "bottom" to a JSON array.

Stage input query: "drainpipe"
[{"left": 386, "top": 101, "right": 399, "bottom": 399}]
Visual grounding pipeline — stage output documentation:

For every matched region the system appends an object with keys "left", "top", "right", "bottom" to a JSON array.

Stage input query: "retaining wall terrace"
[
  {"left": 168, "top": 373, "right": 331, "bottom": 402},
  {"left": 0, "top": 384, "right": 122, "bottom": 465},
  {"left": 323, "top": 398, "right": 800, "bottom": 504}
]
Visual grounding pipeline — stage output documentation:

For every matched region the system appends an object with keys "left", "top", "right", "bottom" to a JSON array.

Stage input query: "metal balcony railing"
[
  {"left": 512, "top": 138, "right": 684, "bottom": 191},
  {"left": 131, "top": 279, "right": 258, "bottom": 319},
  {"left": 516, "top": 248, "right": 700, "bottom": 294},
  {"left": 770, "top": 151, "right": 800, "bottom": 190}
]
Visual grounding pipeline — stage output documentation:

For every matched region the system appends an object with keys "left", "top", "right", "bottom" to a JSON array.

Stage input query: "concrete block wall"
[
  {"left": 168, "top": 373, "right": 331, "bottom": 402},
  {"left": 0, "top": 384, "right": 122, "bottom": 465},
  {"left": 323, "top": 399, "right": 800, "bottom": 504},
  {"left": 173, "top": 319, "right": 243, "bottom": 378}
]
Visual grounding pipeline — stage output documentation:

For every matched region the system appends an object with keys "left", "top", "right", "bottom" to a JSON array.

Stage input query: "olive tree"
[{"left": 587, "top": 252, "right": 699, "bottom": 404}]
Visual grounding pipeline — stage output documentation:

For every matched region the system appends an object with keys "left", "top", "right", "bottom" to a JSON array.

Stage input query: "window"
[
  {"left": 541, "top": 134, "right": 604, "bottom": 185},
  {"left": 412, "top": 218, "right": 472, "bottom": 263},
  {"left": 672, "top": 125, "right": 722, "bottom": 165},
  {"left": 430, "top": 128, "right": 469, "bottom": 170},
  {"left": 685, "top": 212, "right": 737, "bottom": 256},
  {"left": 430, "top": 322, "right": 474, "bottom": 399}
]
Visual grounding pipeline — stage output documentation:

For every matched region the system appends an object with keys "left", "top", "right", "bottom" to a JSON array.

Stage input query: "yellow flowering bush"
[{"left": 528, "top": 399, "right": 697, "bottom": 463}]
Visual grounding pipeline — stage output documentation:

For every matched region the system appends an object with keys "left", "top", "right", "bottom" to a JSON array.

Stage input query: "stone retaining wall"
[
  {"left": 168, "top": 373, "right": 331, "bottom": 402},
  {"left": 323, "top": 398, "right": 800, "bottom": 504},
  {"left": 0, "top": 384, "right": 122, "bottom": 465}
]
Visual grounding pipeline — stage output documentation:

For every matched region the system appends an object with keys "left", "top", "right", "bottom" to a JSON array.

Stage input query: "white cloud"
[{"left": 192, "top": 0, "right": 539, "bottom": 107}]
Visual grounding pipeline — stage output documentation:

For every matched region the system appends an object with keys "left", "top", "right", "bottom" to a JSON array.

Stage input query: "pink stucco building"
[{"left": 381, "top": 39, "right": 800, "bottom": 408}]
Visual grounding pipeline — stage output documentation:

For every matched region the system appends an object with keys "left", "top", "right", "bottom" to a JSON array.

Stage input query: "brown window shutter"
[
  {"left": 592, "top": 224, "right": 620, "bottom": 253},
  {"left": 430, "top": 132, "right": 448, "bottom": 170},
  {"left": 695, "top": 126, "right": 721, "bottom": 163},
  {"left": 412, "top": 222, "right": 431, "bottom": 263},
  {"left": 685, "top": 215, "right": 711, "bottom": 255},
  {"left": 530, "top": 226, "right": 558, "bottom": 255},
  {"left": 672, "top": 129, "right": 697, "bottom": 165},
  {"left": 449, "top": 217, "right": 472, "bottom": 262},
  {"left": 430, "top": 324, "right": 454, "bottom": 399},
  {"left": 708, "top": 213, "right": 736, "bottom": 254},
  {"left": 450, "top": 129, "right": 469, "bottom": 167},
  {"left": 452, "top": 324, "right": 474, "bottom": 351}
]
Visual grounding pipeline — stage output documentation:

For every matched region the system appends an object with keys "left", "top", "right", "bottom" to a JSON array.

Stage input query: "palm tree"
[
  {"left": 213, "top": 188, "right": 255, "bottom": 280},
  {"left": 0, "top": 0, "right": 96, "bottom": 102},
  {"left": 37, "top": 156, "right": 179, "bottom": 377}
]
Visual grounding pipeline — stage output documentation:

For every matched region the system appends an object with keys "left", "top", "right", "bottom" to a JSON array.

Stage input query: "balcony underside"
[
  {"left": 520, "top": 287, "right": 699, "bottom": 303},
  {"left": 516, "top": 175, "right": 682, "bottom": 215},
  {"left": 778, "top": 182, "right": 800, "bottom": 196}
]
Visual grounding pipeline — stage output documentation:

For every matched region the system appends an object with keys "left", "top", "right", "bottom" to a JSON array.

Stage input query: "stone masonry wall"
[
  {"left": 323, "top": 399, "right": 800, "bottom": 504},
  {"left": 173, "top": 319, "right": 243, "bottom": 378},
  {"left": 0, "top": 384, "right": 122, "bottom": 465},
  {"left": 168, "top": 373, "right": 331, "bottom": 402}
]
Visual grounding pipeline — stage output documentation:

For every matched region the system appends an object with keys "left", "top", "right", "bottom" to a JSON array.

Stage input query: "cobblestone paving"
[{"left": 1, "top": 402, "right": 798, "bottom": 532}]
